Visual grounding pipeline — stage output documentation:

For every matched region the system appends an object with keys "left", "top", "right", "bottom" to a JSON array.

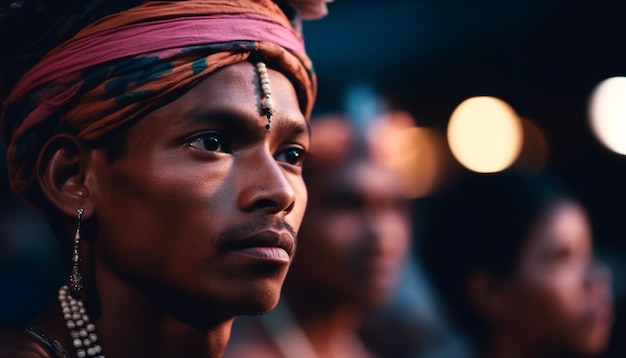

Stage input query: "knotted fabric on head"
[{"left": 0, "top": 0, "right": 316, "bottom": 202}]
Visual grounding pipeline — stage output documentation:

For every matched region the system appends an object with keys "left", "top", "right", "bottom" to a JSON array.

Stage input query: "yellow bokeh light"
[
  {"left": 447, "top": 96, "right": 523, "bottom": 173},
  {"left": 589, "top": 76, "right": 626, "bottom": 155}
]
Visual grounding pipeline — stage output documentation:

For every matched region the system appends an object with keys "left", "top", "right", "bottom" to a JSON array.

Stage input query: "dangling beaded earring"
[
  {"left": 59, "top": 208, "right": 105, "bottom": 357},
  {"left": 69, "top": 208, "right": 84, "bottom": 299},
  {"left": 256, "top": 62, "right": 275, "bottom": 130}
]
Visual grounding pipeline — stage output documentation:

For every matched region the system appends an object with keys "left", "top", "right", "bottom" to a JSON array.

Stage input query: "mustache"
[{"left": 216, "top": 217, "right": 298, "bottom": 248}]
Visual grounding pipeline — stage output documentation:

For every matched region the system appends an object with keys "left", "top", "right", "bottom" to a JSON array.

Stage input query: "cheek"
[
  {"left": 325, "top": 212, "right": 366, "bottom": 247},
  {"left": 300, "top": 212, "right": 362, "bottom": 252},
  {"left": 525, "top": 263, "right": 588, "bottom": 311},
  {"left": 379, "top": 211, "right": 411, "bottom": 253},
  {"left": 92, "top": 156, "right": 233, "bottom": 278},
  {"left": 508, "top": 268, "right": 588, "bottom": 335}
]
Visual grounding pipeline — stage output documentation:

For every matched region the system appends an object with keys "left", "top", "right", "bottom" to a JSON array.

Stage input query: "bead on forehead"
[{"left": 256, "top": 62, "right": 275, "bottom": 130}]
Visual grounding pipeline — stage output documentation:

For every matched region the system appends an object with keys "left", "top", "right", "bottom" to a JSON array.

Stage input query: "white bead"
[{"left": 58, "top": 286, "right": 104, "bottom": 358}]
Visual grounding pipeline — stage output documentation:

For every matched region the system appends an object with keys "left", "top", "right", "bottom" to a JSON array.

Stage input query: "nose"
[
  {"left": 360, "top": 209, "right": 397, "bottom": 250},
  {"left": 237, "top": 148, "right": 296, "bottom": 215}
]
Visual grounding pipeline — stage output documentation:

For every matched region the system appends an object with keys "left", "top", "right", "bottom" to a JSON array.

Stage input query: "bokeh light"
[
  {"left": 589, "top": 76, "right": 626, "bottom": 155},
  {"left": 447, "top": 96, "right": 523, "bottom": 173},
  {"left": 368, "top": 111, "right": 449, "bottom": 198}
]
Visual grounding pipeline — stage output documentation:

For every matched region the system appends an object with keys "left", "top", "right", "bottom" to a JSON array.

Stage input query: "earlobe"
[{"left": 36, "top": 133, "right": 95, "bottom": 218}]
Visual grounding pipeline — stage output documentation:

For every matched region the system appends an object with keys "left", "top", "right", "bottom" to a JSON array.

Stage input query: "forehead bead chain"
[
  {"left": 256, "top": 62, "right": 275, "bottom": 130},
  {"left": 59, "top": 285, "right": 104, "bottom": 358}
]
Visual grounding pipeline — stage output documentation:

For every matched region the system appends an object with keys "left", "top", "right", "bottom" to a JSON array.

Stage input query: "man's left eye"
[{"left": 276, "top": 147, "right": 306, "bottom": 166}]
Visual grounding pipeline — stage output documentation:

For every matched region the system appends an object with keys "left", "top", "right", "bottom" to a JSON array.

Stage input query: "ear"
[
  {"left": 36, "top": 133, "right": 96, "bottom": 219},
  {"left": 467, "top": 270, "right": 508, "bottom": 324}
]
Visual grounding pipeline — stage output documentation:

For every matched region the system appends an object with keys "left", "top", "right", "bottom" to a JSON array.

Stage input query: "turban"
[{"left": 0, "top": 0, "right": 316, "bottom": 201}]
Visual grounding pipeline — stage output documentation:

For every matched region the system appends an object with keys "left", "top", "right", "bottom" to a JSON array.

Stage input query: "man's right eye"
[{"left": 189, "top": 132, "right": 230, "bottom": 152}]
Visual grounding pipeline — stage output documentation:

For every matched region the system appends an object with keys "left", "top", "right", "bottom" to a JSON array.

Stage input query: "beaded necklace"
[{"left": 58, "top": 285, "right": 105, "bottom": 358}]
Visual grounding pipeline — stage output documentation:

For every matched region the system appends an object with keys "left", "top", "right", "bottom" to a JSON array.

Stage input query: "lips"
[{"left": 227, "top": 230, "right": 295, "bottom": 263}]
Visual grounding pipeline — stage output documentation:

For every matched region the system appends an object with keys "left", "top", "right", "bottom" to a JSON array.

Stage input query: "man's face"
[
  {"left": 502, "top": 201, "right": 613, "bottom": 356},
  {"left": 292, "top": 160, "right": 410, "bottom": 308},
  {"left": 88, "top": 62, "right": 309, "bottom": 321}
]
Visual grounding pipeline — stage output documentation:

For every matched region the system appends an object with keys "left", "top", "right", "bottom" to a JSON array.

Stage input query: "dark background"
[
  {"left": 302, "top": 2, "right": 626, "bottom": 355},
  {"left": 303, "top": 0, "right": 626, "bottom": 284}
]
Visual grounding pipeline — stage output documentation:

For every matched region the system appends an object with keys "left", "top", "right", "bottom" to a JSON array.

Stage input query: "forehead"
[
  {"left": 526, "top": 201, "right": 592, "bottom": 251},
  {"left": 182, "top": 61, "right": 303, "bottom": 120},
  {"left": 321, "top": 161, "right": 403, "bottom": 198},
  {"left": 125, "top": 61, "right": 306, "bottom": 139}
]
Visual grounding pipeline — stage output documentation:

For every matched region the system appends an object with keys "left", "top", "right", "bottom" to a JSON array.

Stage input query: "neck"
[
  {"left": 485, "top": 331, "right": 557, "bottom": 358},
  {"left": 37, "top": 267, "right": 234, "bottom": 358},
  {"left": 94, "top": 283, "right": 234, "bottom": 358}
]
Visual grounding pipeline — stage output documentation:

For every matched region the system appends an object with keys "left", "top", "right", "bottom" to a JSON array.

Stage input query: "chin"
[
  {"left": 353, "top": 285, "right": 394, "bottom": 310},
  {"left": 225, "top": 280, "right": 284, "bottom": 316}
]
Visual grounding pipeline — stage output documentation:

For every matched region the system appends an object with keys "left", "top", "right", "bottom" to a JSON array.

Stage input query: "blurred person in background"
[
  {"left": 225, "top": 113, "right": 413, "bottom": 358},
  {"left": 418, "top": 170, "right": 614, "bottom": 358}
]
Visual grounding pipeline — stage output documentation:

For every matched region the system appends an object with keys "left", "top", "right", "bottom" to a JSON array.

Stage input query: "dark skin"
[{"left": 18, "top": 62, "right": 310, "bottom": 358}]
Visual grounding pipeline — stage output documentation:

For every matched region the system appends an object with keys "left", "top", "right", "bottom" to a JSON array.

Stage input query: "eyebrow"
[{"left": 180, "top": 107, "right": 309, "bottom": 138}]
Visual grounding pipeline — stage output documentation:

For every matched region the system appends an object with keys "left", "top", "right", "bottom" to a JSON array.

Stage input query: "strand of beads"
[
  {"left": 59, "top": 285, "right": 105, "bottom": 358},
  {"left": 256, "top": 62, "right": 275, "bottom": 130}
]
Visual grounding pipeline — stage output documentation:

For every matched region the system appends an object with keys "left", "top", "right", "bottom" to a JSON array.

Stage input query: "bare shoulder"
[{"left": 0, "top": 328, "right": 61, "bottom": 358}]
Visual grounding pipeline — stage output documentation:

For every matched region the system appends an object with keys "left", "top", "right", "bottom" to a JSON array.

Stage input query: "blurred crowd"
[{"left": 2, "top": 105, "right": 623, "bottom": 358}]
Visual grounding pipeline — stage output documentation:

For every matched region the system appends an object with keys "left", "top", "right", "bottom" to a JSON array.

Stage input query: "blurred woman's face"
[{"left": 502, "top": 201, "right": 613, "bottom": 356}]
